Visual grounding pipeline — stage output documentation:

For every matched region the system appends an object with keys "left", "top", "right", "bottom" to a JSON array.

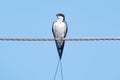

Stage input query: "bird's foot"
[{"left": 60, "top": 37, "right": 64, "bottom": 41}]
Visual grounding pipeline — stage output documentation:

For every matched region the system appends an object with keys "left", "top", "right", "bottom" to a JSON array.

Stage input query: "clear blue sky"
[{"left": 0, "top": 0, "right": 120, "bottom": 80}]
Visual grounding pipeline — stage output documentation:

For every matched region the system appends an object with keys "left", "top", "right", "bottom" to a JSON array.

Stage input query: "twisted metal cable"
[{"left": 0, "top": 37, "right": 120, "bottom": 41}]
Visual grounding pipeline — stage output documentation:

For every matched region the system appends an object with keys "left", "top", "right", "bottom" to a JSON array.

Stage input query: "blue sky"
[{"left": 0, "top": 0, "right": 120, "bottom": 80}]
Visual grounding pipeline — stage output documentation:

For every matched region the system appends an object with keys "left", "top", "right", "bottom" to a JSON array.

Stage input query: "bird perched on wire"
[{"left": 52, "top": 13, "right": 68, "bottom": 60}]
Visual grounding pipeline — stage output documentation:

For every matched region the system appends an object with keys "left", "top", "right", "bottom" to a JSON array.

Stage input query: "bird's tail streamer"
[
  {"left": 53, "top": 59, "right": 64, "bottom": 80},
  {"left": 54, "top": 60, "right": 60, "bottom": 80},
  {"left": 60, "top": 60, "right": 63, "bottom": 80}
]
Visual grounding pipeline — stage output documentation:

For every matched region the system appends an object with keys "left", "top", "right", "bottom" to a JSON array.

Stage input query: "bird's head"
[{"left": 56, "top": 13, "right": 65, "bottom": 22}]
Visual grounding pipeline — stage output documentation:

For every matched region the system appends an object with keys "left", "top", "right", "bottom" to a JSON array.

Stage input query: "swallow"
[{"left": 52, "top": 13, "right": 68, "bottom": 59}]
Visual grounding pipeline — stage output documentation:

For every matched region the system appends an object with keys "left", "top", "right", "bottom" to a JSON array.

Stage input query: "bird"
[{"left": 52, "top": 13, "right": 68, "bottom": 60}]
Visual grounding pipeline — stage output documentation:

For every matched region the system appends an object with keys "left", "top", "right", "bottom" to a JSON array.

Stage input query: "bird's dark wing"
[
  {"left": 52, "top": 22, "right": 61, "bottom": 59},
  {"left": 58, "top": 21, "right": 68, "bottom": 59},
  {"left": 52, "top": 22, "right": 56, "bottom": 38},
  {"left": 64, "top": 21, "right": 68, "bottom": 38}
]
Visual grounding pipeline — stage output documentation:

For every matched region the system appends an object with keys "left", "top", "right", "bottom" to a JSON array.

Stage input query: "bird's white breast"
[{"left": 54, "top": 22, "right": 66, "bottom": 37}]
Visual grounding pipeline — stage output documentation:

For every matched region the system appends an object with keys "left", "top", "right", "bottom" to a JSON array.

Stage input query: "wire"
[{"left": 0, "top": 37, "right": 120, "bottom": 41}]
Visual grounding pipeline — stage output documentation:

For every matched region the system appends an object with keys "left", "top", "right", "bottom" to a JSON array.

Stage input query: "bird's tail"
[
  {"left": 56, "top": 41, "right": 65, "bottom": 60},
  {"left": 58, "top": 48, "right": 63, "bottom": 59}
]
